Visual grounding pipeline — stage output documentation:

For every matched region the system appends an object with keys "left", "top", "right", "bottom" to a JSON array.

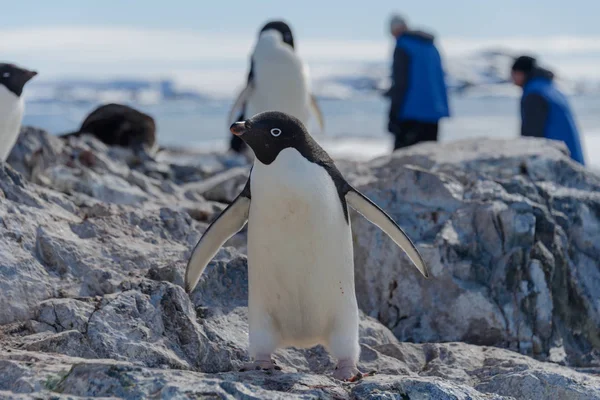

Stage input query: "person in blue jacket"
[
  {"left": 386, "top": 14, "right": 450, "bottom": 150},
  {"left": 511, "top": 56, "right": 585, "bottom": 165}
]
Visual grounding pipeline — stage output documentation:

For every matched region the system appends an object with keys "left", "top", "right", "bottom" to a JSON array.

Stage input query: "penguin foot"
[
  {"left": 239, "top": 358, "right": 282, "bottom": 372},
  {"left": 332, "top": 359, "right": 363, "bottom": 382}
]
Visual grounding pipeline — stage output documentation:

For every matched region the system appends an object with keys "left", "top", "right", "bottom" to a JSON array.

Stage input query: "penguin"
[
  {"left": 228, "top": 20, "right": 324, "bottom": 154},
  {"left": 0, "top": 63, "right": 37, "bottom": 162},
  {"left": 186, "top": 111, "right": 429, "bottom": 381},
  {"left": 60, "top": 103, "right": 157, "bottom": 161}
]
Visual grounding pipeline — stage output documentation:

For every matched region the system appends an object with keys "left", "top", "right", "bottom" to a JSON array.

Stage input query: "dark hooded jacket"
[
  {"left": 388, "top": 30, "right": 450, "bottom": 125},
  {"left": 521, "top": 67, "right": 585, "bottom": 164}
]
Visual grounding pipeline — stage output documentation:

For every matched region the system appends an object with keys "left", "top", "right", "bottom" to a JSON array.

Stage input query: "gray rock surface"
[
  {"left": 350, "top": 138, "right": 600, "bottom": 369},
  {"left": 6, "top": 127, "right": 234, "bottom": 214},
  {"left": 0, "top": 129, "right": 599, "bottom": 399},
  {"left": 1, "top": 342, "right": 599, "bottom": 399},
  {"left": 183, "top": 166, "right": 250, "bottom": 203}
]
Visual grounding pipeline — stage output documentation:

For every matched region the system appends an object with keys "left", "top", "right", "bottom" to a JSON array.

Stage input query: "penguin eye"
[
  {"left": 270, "top": 128, "right": 282, "bottom": 137},
  {"left": 2, "top": 72, "right": 9, "bottom": 78}
]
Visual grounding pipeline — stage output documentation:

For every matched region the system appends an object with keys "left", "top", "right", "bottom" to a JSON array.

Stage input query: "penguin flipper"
[
  {"left": 227, "top": 84, "right": 254, "bottom": 126},
  {"left": 310, "top": 94, "right": 325, "bottom": 132},
  {"left": 345, "top": 189, "right": 429, "bottom": 278},
  {"left": 185, "top": 193, "right": 251, "bottom": 293}
]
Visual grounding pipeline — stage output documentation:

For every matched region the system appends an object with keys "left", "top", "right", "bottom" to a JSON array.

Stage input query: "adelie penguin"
[
  {"left": 60, "top": 103, "right": 158, "bottom": 161},
  {"left": 186, "top": 111, "right": 429, "bottom": 381},
  {"left": 0, "top": 63, "right": 37, "bottom": 162},
  {"left": 228, "top": 20, "right": 324, "bottom": 154}
]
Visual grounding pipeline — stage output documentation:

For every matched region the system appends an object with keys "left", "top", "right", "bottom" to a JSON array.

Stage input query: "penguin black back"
[{"left": 62, "top": 103, "right": 156, "bottom": 150}]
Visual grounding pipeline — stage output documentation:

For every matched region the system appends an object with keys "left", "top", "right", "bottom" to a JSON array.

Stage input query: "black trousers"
[{"left": 392, "top": 120, "right": 439, "bottom": 150}]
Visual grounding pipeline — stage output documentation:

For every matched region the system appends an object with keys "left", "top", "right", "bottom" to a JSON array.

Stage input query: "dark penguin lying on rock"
[{"left": 61, "top": 103, "right": 158, "bottom": 161}]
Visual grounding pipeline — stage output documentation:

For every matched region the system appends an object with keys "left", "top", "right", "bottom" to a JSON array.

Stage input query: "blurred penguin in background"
[
  {"left": 511, "top": 55, "right": 585, "bottom": 165},
  {"left": 60, "top": 103, "right": 158, "bottom": 162},
  {"left": 386, "top": 14, "right": 450, "bottom": 151},
  {"left": 228, "top": 20, "right": 324, "bottom": 154},
  {"left": 0, "top": 63, "right": 37, "bottom": 161}
]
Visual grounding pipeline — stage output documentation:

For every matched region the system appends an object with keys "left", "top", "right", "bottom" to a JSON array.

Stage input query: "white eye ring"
[
  {"left": 2, "top": 72, "right": 9, "bottom": 78},
  {"left": 270, "top": 128, "right": 282, "bottom": 137}
]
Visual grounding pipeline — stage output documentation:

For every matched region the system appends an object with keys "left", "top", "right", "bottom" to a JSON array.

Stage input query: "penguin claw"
[
  {"left": 332, "top": 364, "right": 360, "bottom": 381},
  {"left": 333, "top": 363, "right": 376, "bottom": 382},
  {"left": 348, "top": 372, "right": 363, "bottom": 383}
]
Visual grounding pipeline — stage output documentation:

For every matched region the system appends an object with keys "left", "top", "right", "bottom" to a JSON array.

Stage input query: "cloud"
[
  {"left": 0, "top": 27, "right": 389, "bottom": 63},
  {"left": 440, "top": 36, "right": 600, "bottom": 56},
  {"left": 2, "top": 26, "right": 600, "bottom": 80},
  {"left": 0, "top": 27, "right": 254, "bottom": 62}
]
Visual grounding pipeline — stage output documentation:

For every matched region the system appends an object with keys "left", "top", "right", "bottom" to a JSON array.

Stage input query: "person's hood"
[
  {"left": 403, "top": 30, "right": 435, "bottom": 43},
  {"left": 527, "top": 67, "right": 555, "bottom": 83}
]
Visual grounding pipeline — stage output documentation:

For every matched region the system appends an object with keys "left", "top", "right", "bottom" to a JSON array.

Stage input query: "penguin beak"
[
  {"left": 230, "top": 122, "right": 246, "bottom": 136},
  {"left": 25, "top": 70, "right": 38, "bottom": 80},
  {"left": 21, "top": 69, "right": 38, "bottom": 83}
]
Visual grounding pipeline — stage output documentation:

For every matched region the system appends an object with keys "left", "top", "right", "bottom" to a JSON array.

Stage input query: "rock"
[
  {"left": 147, "top": 261, "right": 186, "bottom": 287},
  {"left": 0, "top": 134, "right": 599, "bottom": 399},
  {"left": 4, "top": 239, "right": 599, "bottom": 399},
  {"left": 183, "top": 200, "right": 226, "bottom": 222},
  {"left": 1, "top": 343, "right": 598, "bottom": 399},
  {"left": 5, "top": 126, "right": 65, "bottom": 182},
  {"left": 36, "top": 298, "right": 95, "bottom": 333},
  {"left": 350, "top": 138, "right": 600, "bottom": 367},
  {"left": 0, "top": 162, "right": 202, "bottom": 323},
  {"left": 160, "top": 148, "right": 250, "bottom": 182},
  {"left": 6, "top": 127, "right": 249, "bottom": 213},
  {"left": 8, "top": 251, "right": 416, "bottom": 374},
  {"left": 184, "top": 166, "right": 250, "bottom": 203}
]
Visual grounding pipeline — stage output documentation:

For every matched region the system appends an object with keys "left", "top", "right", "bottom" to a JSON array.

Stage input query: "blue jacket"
[
  {"left": 522, "top": 70, "right": 585, "bottom": 165},
  {"left": 390, "top": 31, "right": 450, "bottom": 123}
]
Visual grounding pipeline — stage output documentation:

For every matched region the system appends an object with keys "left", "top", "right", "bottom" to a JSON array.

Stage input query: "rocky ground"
[{"left": 0, "top": 128, "right": 599, "bottom": 399}]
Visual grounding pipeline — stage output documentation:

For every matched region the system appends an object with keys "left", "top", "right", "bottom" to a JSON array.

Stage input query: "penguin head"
[
  {"left": 0, "top": 63, "right": 37, "bottom": 97},
  {"left": 257, "top": 29, "right": 285, "bottom": 48},
  {"left": 230, "top": 111, "right": 310, "bottom": 164},
  {"left": 259, "top": 20, "right": 294, "bottom": 49}
]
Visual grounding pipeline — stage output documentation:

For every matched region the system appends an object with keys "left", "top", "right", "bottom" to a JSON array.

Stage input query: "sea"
[{"left": 21, "top": 93, "right": 600, "bottom": 168}]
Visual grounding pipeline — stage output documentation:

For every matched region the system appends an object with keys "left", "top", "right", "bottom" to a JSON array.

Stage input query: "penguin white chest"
[
  {"left": 247, "top": 148, "right": 356, "bottom": 347},
  {"left": 0, "top": 86, "right": 24, "bottom": 161}
]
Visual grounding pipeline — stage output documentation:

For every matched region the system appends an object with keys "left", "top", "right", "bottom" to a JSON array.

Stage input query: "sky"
[
  {"left": 1, "top": 0, "right": 600, "bottom": 90},
  {"left": 2, "top": 0, "right": 599, "bottom": 38}
]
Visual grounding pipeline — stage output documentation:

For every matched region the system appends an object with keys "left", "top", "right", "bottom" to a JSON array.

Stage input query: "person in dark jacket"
[
  {"left": 511, "top": 56, "right": 585, "bottom": 165},
  {"left": 229, "top": 20, "right": 295, "bottom": 153},
  {"left": 386, "top": 14, "right": 450, "bottom": 150}
]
